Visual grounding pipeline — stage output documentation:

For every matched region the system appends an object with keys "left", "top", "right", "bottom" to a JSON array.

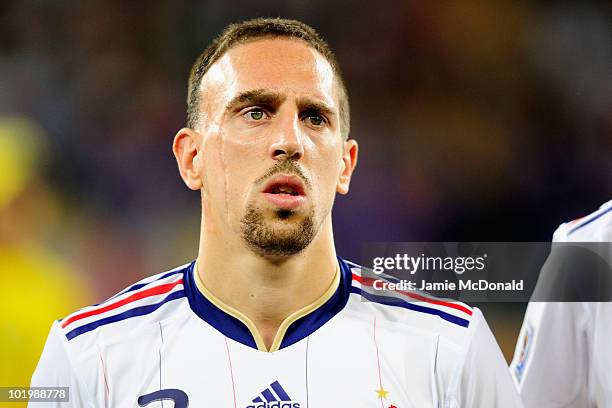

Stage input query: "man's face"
[{"left": 184, "top": 38, "right": 356, "bottom": 257}]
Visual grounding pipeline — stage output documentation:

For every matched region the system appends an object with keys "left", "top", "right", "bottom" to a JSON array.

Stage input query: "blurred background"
[{"left": 1, "top": 0, "right": 611, "bottom": 399}]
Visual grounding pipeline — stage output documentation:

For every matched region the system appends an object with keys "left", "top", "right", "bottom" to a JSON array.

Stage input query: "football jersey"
[
  {"left": 510, "top": 199, "right": 612, "bottom": 407},
  {"left": 30, "top": 257, "right": 522, "bottom": 407}
]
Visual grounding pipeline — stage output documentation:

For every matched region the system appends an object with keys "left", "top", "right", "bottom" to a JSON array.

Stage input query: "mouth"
[
  {"left": 262, "top": 175, "right": 306, "bottom": 196},
  {"left": 261, "top": 175, "right": 307, "bottom": 209}
]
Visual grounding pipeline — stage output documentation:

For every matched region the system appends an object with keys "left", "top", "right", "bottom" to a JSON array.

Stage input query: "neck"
[{"left": 196, "top": 213, "right": 339, "bottom": 351}]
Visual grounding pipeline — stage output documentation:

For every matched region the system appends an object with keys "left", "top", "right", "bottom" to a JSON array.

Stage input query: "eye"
[
  {"left": 304, "top": 113, "right": 326, "bottom": 127},
  {"left": 242, "top": 108, "right": 268, "bottom": 122}
]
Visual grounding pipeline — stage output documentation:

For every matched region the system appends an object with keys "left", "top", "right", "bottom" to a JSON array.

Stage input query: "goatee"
[{"left": 240, "top": 205, "right": 315, "bottom": 257}]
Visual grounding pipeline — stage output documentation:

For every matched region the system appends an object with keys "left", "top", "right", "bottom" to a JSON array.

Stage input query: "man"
[
  {"left": 511, "top": 199, "right": 612, "bottom": 407},
  {"left": 31, "top": 18, "right": 522, "bottom": 407}
]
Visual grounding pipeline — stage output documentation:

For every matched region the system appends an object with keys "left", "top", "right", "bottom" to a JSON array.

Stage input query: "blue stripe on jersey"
[
  {"left": 66, "top": 290, "right": 186, "bottom": 340},
  {"left": 568, "top": 205, "right": 612, "bottom": 236},
  {"left": 85, "top": 270, "right": 185, "bottom": 308},
  {"left": 109, "top": 270, "right": 185, "bottom": 300},
  {"left": 350, "top": 286, "right": 470, "bottom": 328}
]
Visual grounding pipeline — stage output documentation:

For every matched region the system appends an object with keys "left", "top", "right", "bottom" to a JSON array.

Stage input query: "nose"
[{"left": 268, "top": 111, "right": 304, "bottom": 161}]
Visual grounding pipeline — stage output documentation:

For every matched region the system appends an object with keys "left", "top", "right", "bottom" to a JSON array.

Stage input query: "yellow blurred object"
[
  {"left": 0, "top": 117, "right": 46, "bottom": 211},
  {"left": 0, "top": 245, "right": 89, "bottom": 408},
  {"left": 0, "top": 116, "right": 91, "bottom": 407}
]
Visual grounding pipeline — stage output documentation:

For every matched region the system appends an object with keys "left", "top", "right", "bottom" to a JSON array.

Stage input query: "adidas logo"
[{"left": 245, "top": 380, "right": 300, "bottom": 408}]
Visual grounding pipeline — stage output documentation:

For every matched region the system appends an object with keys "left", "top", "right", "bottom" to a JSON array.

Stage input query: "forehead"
[{"left": 200, "top": 38, "right": 338, "bottom": 111}]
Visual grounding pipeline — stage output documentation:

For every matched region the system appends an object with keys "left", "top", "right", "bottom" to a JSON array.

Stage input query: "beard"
[
  {"left": 240, "top": 158, "right": 320, "bottom": 257},
  {"left": 240, "top": 204, "right": 316, "bottom": 257}
]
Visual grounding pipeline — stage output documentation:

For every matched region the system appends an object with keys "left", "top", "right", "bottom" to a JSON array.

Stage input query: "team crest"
[{"left": 513, "top": 323, "right": 534, "bottom": 383}]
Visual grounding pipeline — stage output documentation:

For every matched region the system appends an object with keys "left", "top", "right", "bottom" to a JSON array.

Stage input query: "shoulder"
[
  {"left": 342, "top": 258, "right": 478, "bottom": 349},
  {"left": 554, "top": 199, "right": 612, "bottom": 242},
  {"left": 56, "top": 262, "right": 193, "bottom": 351}
]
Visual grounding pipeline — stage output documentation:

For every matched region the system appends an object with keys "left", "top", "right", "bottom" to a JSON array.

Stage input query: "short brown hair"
[{"left": 187, "top": 18, "right": 350, "bottom": 138}]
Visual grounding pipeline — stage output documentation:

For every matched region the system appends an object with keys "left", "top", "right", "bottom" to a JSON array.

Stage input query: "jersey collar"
[{"left": 183, "top": 257, "right": 352, "bottom": 352}]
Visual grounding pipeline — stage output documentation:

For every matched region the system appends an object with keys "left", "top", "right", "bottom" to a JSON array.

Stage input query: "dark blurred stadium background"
[{"left": 1, "top": 0, "right": 611, "bottom": 394}]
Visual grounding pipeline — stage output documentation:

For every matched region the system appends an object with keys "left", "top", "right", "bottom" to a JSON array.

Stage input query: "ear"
[
  {"left": 173, "top": 127, "right": 203, "bottom": 190},
  {"left": 336, "top": 138, "right": 358, "bottom": 195}
]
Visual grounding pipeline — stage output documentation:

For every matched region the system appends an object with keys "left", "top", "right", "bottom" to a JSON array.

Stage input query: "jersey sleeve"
[
  {"left": 509, "top": 302, "right": 590, "bottom": 407},
  {"left": 447, "top": 308, "right": 524, "bottom": 408},
  {"left": 29, "top": 321, "right": 93, "bottom": 408},
  {"left": 509, "top": 222, "right": 596, "bottom": 407}
]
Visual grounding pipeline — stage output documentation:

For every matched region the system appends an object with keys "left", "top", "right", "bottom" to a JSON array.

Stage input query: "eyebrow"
[
  {"left": 225, "top": 89, "right": 286, "bottom": 112},
  {"left": 297, "top": 98, "right": 335, "bottom": 119}
]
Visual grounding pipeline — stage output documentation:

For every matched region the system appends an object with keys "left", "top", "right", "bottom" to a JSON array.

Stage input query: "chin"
[{"left": 264, "top": 219, "right": 307, "bottom": 238}]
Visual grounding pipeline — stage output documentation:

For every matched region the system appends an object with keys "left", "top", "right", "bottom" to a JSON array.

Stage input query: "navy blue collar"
[{"left": 183, "top": 257, "right": 352, "bottom": 351}]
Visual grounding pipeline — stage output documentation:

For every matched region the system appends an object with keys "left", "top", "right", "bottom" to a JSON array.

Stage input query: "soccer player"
[
  {"left": 30, "top": 18, "right": 522, "bottom": 407},
  {"left": 511, "top": 199, "right": 612, "bottom": 407}
]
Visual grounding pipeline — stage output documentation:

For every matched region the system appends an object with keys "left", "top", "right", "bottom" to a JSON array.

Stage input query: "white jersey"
[
  {"left": 510, "top": 199, "right": 612, "bottom": 407},
  {"left": 31, "top": 257, "right": 521, "bottom": 407}
]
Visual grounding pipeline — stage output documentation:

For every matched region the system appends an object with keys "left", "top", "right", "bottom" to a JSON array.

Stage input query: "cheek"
[
  {"left": 308, "top": 144, "right": 343, "bottom": 197},
  {"left": 225, "top": 138, "right": 264, "bottom": 182},
  {"left": 209, "top": 131, "right": 267, "bottom": 208}
]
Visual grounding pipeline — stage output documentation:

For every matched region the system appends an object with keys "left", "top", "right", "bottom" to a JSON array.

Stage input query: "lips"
[
  {"left": 262, "top": 175, "right": 306, "bottom": 196},
  {"left": 261, "top": 175, "right": 306, "bottom": 209}
]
